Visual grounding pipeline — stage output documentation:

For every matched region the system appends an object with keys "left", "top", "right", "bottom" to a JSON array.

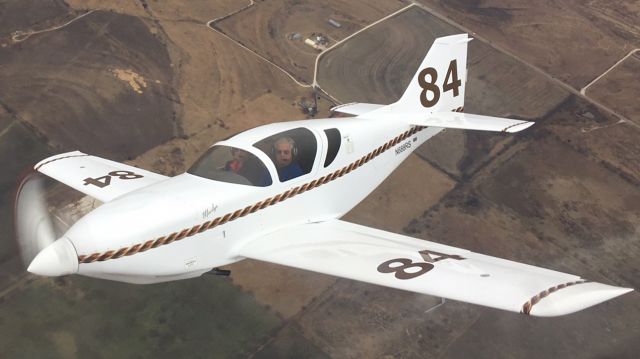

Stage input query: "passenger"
[
  {"left": 273, "top": 136, "right": 304, "bottom": 181},
  {"left": 227, "top": 148, "right": 271, "bottom": 186},
  {"left": 225, "top": 148, "right": 249, "bottom": 174}
]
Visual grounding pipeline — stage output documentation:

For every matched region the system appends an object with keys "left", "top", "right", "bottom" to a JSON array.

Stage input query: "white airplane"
[{"left": 16, "top": 34, "right": 632, "bottom": 317}]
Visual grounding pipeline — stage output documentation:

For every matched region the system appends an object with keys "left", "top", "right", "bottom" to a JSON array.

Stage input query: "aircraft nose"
[{"left": 27, "top": 237, "right": 79, "bottom": 276}]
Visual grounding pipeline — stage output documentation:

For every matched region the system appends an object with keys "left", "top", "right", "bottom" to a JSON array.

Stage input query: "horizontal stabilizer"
[
  {"left": 331, "top": 102, "right": 384, "bottom": 116},
  {"left": 411, "top": 112, "right": 534, "bottom": 133},
  {"left": 35, "top": 151, "right": 167, "bottom": 202}
]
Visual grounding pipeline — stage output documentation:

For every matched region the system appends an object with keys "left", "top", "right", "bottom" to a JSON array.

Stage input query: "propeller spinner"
[{"left": 15, "top": 173, "right": 78, "bottom": 276}]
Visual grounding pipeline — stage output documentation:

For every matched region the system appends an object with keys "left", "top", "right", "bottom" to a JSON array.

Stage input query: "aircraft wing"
[
  {"left": 35, "top": 151, "right": 167, "bottom": 202},
  {"left": 236, "top": 220, "right": 632, "bottom": 317}
]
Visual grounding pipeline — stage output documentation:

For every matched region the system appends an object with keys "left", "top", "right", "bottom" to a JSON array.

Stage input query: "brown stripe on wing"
[{"left": 520, "top": 280, "right": 588, "bottom": 315}]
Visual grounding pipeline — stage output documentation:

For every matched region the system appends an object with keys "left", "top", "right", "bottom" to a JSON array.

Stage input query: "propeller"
[{"left": 14, "top": 172, "right": 78, "bottom": 276}]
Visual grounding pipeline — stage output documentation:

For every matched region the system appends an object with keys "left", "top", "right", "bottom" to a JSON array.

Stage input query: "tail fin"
[
  {"left": 358, "top": 34, "right": 535, "bottom": 133},
  {"left": 394, "top": 33, "right": 471, "bottom": 113}
]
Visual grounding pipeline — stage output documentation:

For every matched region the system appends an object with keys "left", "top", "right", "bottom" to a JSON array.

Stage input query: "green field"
[{"left": 0, "top": 275, "right": 281, "bottom": 358}]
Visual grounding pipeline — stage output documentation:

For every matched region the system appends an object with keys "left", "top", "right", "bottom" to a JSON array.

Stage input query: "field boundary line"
[
  {"left": 206, "top": 22, "right": 312, "bottom": 88},
  {"left": 12, "top": 10, "right": 96, "bottom": 42},
  {"left": 206, "top": 0, "right": 312, "bottom": 88},
  {"left": 312, "top": 4, "right": 415, "bottom": 87},
  {"left": 580, "top": 48, "right": 640, "bottom": 95},
  {"left": 209, "top": 0, "right": 255, "bottom": 24}
]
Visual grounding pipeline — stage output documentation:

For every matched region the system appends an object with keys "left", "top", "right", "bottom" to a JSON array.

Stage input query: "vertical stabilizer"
[
  {"left": 357, "top": 34, "right": 534, "bottom": 133},
  {"left": 394, "top": 34, "right": 471, "bottom": 113}
]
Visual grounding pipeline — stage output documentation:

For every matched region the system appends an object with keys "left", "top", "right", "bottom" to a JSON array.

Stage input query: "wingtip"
[
  {"left": 527, "top": 282, "right": 633, "bottom": 317},
  {"left": 504, "top": 121, "right": 535, "bottom": 133},
  {"left": 34, "top": 150, "right": 87, "bottom": 170},
  {"left": 434, "top": 33, "right": 471, "bottom": 45}
]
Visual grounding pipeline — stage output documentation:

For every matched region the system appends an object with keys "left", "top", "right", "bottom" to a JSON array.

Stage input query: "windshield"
[{"left": 188, "top": 145, "right": 272, "bottom": 187}]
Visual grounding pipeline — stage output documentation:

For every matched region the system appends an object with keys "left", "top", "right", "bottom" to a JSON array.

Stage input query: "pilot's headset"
[{"left": 272, "top": 136, "right": 298, "bottom": 158}]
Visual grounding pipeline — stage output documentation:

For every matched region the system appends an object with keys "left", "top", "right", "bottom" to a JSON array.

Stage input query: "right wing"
[
  {"left": 35, "top": 151, "right": 167, "bottom": 202},
  {"left": 236, "top": 220, "right": 632, "bottom": 316}
]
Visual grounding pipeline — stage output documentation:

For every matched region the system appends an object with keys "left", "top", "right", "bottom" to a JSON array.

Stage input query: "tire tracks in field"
[
  {"left": 311, "top": 4, "right": 414, "bottom": 88},
  {"left": 205, "top": 0, "right": 313, "bottom": 89},
  {"left": 205, "top": 1, "right": 418, "bottom": 106}
]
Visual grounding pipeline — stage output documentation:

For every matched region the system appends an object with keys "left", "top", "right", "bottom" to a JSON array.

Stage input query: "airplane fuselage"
[{"left": 65, "top": 116, "right": 445, "bottom": 283}]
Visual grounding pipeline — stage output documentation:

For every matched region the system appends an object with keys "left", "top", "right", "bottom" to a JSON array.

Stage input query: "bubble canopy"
[{"left": 187, "top": 145, "right": 272, "bottom": 187}]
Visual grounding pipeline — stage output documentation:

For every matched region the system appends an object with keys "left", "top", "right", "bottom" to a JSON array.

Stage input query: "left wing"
[
  {"left": 236, "top": 220, "right": 632, "bottom": 317},
  {"left": 35, "top": 151, "right": 167, "bottom": 202}
]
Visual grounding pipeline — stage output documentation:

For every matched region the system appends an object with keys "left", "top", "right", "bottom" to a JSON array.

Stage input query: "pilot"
[{"left": 273, "top": 136, "right": 303, "bottom": 181}]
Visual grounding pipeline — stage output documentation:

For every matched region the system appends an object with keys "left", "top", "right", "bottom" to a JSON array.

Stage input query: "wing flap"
[
  {"left": 236, "top": 220, "right": 632, "bottom": 316},
  {"left": 35, "top": 151, "right": 168, "bottom": 202}
]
